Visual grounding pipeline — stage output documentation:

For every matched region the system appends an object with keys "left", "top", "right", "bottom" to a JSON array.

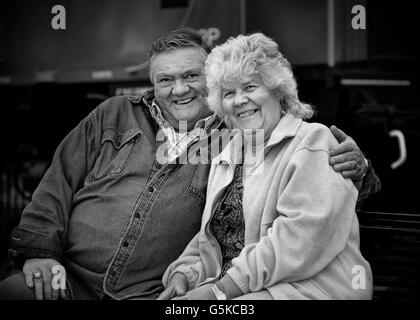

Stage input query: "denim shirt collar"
[{"left": 141, "top": 90, "right": 223, "bottom": 137}]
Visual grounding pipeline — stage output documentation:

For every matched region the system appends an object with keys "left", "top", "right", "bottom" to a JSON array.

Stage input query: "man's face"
[{"left": 150, "top": 47, "right": 210, "bottom": 129}]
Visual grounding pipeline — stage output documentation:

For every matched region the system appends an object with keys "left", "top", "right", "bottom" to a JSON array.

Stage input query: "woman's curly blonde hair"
[{"left": 205, "top": 33, "right": 314, "bottom": 119}]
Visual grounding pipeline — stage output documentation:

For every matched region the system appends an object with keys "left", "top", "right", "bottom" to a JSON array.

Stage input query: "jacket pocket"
[
  {"left": 85, "top": 128, "right": 141, "bottom": 183},
  {"left": 185, "top": 164, "right": 209, "bottom": 203}
]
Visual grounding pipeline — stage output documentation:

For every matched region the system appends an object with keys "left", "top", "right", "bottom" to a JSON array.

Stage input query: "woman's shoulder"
[{"left": 294, "top": 121, "right": 338, "bottom": 152}]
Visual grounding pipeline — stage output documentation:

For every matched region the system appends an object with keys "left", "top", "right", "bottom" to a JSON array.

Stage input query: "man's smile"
[{"left": 174, "top": 97, "right": 195, "bottom": 105}]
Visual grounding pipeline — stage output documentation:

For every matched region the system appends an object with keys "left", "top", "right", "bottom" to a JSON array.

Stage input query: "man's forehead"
[{"left": 150, "top": 47, "right": 206, "bottom": 76}]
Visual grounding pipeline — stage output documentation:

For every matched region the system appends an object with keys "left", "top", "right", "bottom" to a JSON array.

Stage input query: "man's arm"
[
  {"left": 9, "top": 111, "right": 100, "bottom": 265},
  {"left": 329, "top": 125, "right": 381, "bottom": 209},
  {"left": 8, "top": 109, "right": 101, "bottom": 300}
]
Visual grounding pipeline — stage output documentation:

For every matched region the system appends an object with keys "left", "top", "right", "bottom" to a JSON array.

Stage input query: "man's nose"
[{"left": 172, "top": 79, "right": 189, "bottom": 96}]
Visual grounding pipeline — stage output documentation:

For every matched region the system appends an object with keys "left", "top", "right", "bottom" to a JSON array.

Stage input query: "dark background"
[{"left": 0, "top": 0, "right": 419, "bottom": 299}]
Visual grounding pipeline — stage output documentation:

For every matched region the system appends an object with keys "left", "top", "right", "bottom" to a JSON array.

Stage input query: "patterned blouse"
[{"left": 209, "top": 164, "right": 245, "bottom": 278}]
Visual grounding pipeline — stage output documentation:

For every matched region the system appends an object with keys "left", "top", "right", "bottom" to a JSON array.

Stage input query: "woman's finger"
[
  {"left": 157, "top": 288, "right": 174, "bottom": 300},
  {"left": 172, "top": 294, "right": 189, "bottom": 300}
]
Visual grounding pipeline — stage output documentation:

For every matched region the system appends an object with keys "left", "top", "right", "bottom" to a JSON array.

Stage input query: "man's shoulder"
[
  {"left": 92, "top": 93, "right": 154, "bottom": 132},
  {"left": 95, "top": 93, "right": 150, "bottom": 113}
]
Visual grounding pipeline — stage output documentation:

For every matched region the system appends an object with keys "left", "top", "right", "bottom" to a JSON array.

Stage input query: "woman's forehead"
[{"left": 220, "top": 73, "right": 262, "bottom": 89}]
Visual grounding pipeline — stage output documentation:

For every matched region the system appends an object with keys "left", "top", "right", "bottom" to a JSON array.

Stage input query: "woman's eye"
[
  {"left": 223, "top": 91, "right": 234, "bottom": 98},
  {"left": 245, "top": 85, "right": 257, "bottom": 91}
]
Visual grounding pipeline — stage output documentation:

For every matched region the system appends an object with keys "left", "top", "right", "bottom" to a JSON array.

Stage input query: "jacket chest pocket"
[
  {"left": 86, "top": 128, "right": 141, "bottom": 184},
  {"left": 185, "top": 163, "right": 209, "bottom": 203}
]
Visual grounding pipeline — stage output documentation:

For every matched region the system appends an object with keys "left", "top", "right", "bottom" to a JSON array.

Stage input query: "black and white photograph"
[{"left": 0, "top": 0, "right": 419, "bottom": 312}]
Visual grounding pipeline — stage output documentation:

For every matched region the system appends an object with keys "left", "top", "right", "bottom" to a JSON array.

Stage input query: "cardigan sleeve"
[{"left": 226, "top": 138, "right": 359, "bottom": 294}]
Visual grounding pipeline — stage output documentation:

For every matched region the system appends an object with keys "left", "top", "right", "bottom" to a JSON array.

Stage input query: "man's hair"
[
  {"left": 149, "top": 27, "right": 211, "bottom": 58},
  {"left": 148, "top": 28, "right": 211, "bottom": 81},
  {"left": 205, "top": 33, "right": 314, "bottom": 120}
]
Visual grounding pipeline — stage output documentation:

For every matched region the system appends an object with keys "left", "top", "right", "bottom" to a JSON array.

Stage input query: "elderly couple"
[{"left": 0, "top": 28, "right": 380, "bottom": 300}]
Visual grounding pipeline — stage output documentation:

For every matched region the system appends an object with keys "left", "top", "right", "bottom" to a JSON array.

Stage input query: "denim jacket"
[{"left": 9, "top": 92, "right": 223, "bottom": 299}]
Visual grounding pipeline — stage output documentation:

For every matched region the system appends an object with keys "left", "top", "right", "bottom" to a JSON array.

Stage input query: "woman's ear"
[
  {"left": 279, "top": 96, "right": 288, "bottom": 116},
  {"left": 275, "top": 89, "right": 283, "bottom": 101}
]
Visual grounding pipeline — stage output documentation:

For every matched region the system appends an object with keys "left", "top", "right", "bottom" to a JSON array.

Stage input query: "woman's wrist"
[{"left": 215, "top": 274, "right": 243, "bottom": 300}]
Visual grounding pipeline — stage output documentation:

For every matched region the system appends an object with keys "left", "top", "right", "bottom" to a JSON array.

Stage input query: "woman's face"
[{"left": 221, "top": 74, "right": 282, "bottom": 140}]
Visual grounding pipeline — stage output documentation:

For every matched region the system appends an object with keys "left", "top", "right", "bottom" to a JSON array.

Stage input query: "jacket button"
[
  {"left": 123, "top": 241, "right": 129, "bottom": 247},
  {"left": 134, "top": 212, "right": 140, "bottom": 219},
  {"left": 148, "top": 186, "right": 154, "bottom": 193}
]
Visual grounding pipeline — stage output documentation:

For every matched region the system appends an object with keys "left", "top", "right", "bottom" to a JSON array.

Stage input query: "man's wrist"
[{"left": 355, "top": 157, "right": 369, "bottom": 182}]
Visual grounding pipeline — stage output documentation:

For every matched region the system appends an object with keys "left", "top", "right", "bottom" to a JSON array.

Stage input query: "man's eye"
[
  {"left": 185, "top": 74, "right": 199, "bottom": 80},
  {"left": 159, "top": 78, "right": 170, "bottom": 83}
]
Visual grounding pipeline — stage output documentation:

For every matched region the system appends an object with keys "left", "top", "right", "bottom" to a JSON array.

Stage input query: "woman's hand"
[
  {"left": 157, "top": 273, "right": 189, "bottom": 300},
  {"left": 172, "top": 274, "right": 242, "bottom": 300},
  {"left": 22, "top": 258, "right": 66, "bottom": 300},
  {"left": 172, "top": 284, "right": 216, "bottom": 300}
]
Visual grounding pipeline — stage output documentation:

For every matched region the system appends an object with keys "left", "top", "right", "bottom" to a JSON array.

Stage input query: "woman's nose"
[
  {"left": 172, "top": 79, "right": 189, "bottom": 96},
  {"left": 233, "top": 92, "right": 248, "bottom": 107}
]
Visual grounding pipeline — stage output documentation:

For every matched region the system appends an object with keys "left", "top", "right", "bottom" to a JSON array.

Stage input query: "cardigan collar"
[{"left": 213, "top": 113, "right": 302, "bottom": 165}]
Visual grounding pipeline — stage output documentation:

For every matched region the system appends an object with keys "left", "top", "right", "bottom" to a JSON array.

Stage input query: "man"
[{"left": 0, "top": 28, "right": 380, "bottom": 300}]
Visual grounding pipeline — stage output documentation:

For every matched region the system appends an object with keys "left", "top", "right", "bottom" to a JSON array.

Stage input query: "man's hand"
[
  {"left": 157, "top": 273, "right": 188, "bottom": 300},
  {"left": 172, "top": 284, "right": 215, "bottom": 300},
  {"left": 22, "top": 258, "right": 66, "bottom": 300},
  {"left": 329, "top": 125, "right": 367, "bottom": 181}
]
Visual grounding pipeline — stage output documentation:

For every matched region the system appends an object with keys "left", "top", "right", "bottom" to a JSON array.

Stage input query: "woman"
[{"left": 158, "top": 33, "right": 373, "bottom": 300}]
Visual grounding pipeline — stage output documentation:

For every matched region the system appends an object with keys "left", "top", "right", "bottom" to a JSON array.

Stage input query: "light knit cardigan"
[{"left": 163, "top": 113, "right": 373, "bottom": 299}]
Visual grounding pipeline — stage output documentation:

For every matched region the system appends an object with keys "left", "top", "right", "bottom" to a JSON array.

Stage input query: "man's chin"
[{"left": 174, "top": 108, "right": 209, "bottom": 121}]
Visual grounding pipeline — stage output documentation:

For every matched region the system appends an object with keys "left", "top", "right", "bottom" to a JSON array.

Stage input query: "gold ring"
[{"left": 34, "top": 272, "right": 42, "bottom": 279}]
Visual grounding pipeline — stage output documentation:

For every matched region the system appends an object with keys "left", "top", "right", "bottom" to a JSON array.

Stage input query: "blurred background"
[{"left": 0, "top": 0, "right": 419, "bottom": 299}]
